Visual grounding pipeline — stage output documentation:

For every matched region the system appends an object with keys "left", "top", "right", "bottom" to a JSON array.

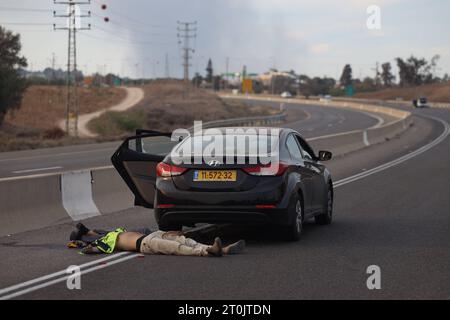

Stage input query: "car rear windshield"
[{"left": 174, "top": 134, "right": 279, "bottom": 157}]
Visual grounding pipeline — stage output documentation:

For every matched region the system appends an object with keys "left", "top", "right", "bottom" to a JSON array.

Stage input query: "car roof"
[{"left": 199, "top": 127, "right": 298, "bottom": 136}]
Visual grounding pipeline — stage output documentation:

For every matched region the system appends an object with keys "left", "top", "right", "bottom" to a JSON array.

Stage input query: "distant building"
[{"left": 259, "top": 70, "right": 296, "bottom": 87}]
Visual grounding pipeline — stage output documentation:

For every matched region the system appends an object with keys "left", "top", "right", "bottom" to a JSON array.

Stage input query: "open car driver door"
[{"left": 111, "top": 131, "right": 181, "bottom": 209}]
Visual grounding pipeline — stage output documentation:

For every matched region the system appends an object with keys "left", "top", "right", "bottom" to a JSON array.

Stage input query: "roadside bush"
[{"left": 42, "top": 127, "right": 66, "bottom": 140}]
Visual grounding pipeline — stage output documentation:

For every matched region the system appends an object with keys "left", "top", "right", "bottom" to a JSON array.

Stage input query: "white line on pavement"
[
  {"left": 12, "top": 167, "right": 63, "bottom": 174},
  {"left": 0, "top": 253, "right": 139, "bottom": 300},
  {"left": 334, "top": 116, "right": 449, "bottom": 188},
  {"left": 0, "top": 147, "right": 116, "bottom": 163},
  {"left": 0, "top": 252, "right": 130, "bottom": 298}
]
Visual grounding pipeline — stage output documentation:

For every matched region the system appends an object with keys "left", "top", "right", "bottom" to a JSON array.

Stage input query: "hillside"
[
  {"left": 0, "top": 85, "right": 127, "bottom": 151},
  {"left": 88, "top": 80, "right": 284, "bottom": 137},
  {"left": 4, "top": 85, "right": 126, "bottom": 130},
  {"left": 354, "top": 83, "right": 450, "bottom": 103}
]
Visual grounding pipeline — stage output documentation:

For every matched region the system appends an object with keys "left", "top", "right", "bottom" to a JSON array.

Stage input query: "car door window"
[
  {"left": 286, "top": 135, "right": 303, "bottom": 162},
  {"left": 112, "top": 132, "right": 179, "bottom": 209},
  {"left": 295, "top": 135, "right": 316, "bottom": 161},
  {"left": 129, "top": 135, "right": 178, "bottom": 155}
]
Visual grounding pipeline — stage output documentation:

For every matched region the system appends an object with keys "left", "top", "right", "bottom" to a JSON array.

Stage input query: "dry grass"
[
  {"left": 0, "top": 85, "right": 126, "bottom": 152},
  {"left": 4, "top": 85, "right": 127, "bottom": 130},
  {"left": 89, "top": 80, "right": 280, "bottom": 137},
  {"left": 354, "top": 83, "right": 450, "bottom": 102}
]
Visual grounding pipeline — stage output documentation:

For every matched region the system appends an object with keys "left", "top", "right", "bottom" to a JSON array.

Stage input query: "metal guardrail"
[{"left": 193, "top": 113, "right": 287, "bottom": 130}]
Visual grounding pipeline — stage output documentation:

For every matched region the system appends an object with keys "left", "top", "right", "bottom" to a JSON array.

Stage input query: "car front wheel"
[
  {"left": 284, "top": 194, "right": 303, "bottom": 241},
  {"left": 315, "top": 188, "right": 333, "bottom": 225}
]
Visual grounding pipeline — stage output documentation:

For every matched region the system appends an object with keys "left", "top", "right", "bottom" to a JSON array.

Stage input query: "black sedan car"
[{"left": 112, "top": 128, "right": 334, "bottom": 241}]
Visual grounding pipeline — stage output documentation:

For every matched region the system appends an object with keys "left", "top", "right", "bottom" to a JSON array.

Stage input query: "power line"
[
  {"left": 79, "top": 28, "right": 170, "bottom": 47},
  {"left": 92, "top": 0, "right": 170, "bottom": 30},
  {"left": 0, "top": 23, "right": 53, "bottom": 26},
  {"left": 0, "top": 6, "right": 50, "bottom": 13},
  {"left": 90, "top": 24, "right": 171, "bottom": 45},
  {"left": 90, "top": 15, "right": 173, "bottom": 38}
]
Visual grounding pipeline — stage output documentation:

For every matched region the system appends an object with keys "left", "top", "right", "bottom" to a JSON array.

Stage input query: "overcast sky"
[{"left": 1, "top": 0, "right": 449, "bottom": 80}]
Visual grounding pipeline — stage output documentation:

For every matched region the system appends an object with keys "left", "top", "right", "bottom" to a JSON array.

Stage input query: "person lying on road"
[{"left": 68, "top": 223, "right": 245, "bottom": 258}]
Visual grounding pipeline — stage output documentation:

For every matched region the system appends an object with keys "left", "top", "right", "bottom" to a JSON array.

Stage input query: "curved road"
[
  {"left": 0, "top": 102, "right": 448, "bottom": 299},
  {"left": 0, "top": 101, "right": 381, "bottom": 179}
]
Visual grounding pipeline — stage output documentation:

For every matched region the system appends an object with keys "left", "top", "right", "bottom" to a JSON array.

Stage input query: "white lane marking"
[
  {"left": 1, "top": 117, "right": 447, "bottom": 300},
  {"left": 0, "top": 165, "right": 115, "bottom": 183},
  {"left": 0, "top": 252, "right": 130, "bottom": 297},
  {"left": 363, "top": 131, "right": 370, "bottom": 147},
  {"left": 0, "top": 147, "right": 116, "bottom": 163},
  {"left": 307, "top": 130, "right": 361, "bottom": 142},
  {"left": 0, "top": 253, "right": 139, "bottom": 300},
  {"left": 12, "top": 167, "right": 63, "bottom": 174},
  {"left": 360, "top": 111, "right": 385, "bottom": 129},
  {"left": 334, "top": 116, "right": 449, "bottom": 188}
]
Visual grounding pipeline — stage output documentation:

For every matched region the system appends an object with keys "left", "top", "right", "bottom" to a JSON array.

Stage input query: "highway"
[
  {"left": 0, "top": 101, "right": 449, "bottom": 300},
  {"left": 0, "top": 103, "right": 383, "bottom": 179}
]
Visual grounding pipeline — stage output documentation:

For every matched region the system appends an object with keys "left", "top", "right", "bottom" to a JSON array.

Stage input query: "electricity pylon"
[{"left": 53, "top": 0, "right": 91, "bottom": 137}]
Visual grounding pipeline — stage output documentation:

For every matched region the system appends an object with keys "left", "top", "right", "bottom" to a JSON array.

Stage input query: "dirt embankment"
[
  {"left": 0, "top": 85, "right": 126, "bottom": 152},
  {"left": 5, "top": 85, "right": 127, "bottom": 130},
  {"left": 354, "top": 83, "right": 450, "bottom": 103},
  {"left": 88, "top": 80, "right": 282, "bottom": 137}
]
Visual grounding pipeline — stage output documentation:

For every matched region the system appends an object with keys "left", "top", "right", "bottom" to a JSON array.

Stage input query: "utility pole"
[
  {"left": 53, "top": 0, "right": 91, "bottom": 137},
  {"left": 50, "top": 52, "right": 56, "bottom": 82},
  {"left": 177, "top": 21, "right": 197, "bottom": 91},
  {"left": 165, "top": 53, "right": 170, "bottom": 79},
  {"left": 225, "top": 57, "right": 229, "bottom": 90}
]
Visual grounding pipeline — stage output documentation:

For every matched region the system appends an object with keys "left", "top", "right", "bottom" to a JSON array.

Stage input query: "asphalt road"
[
  {"left": 0, "top": 103, "right": 381, "bottom": 179},
  {"left": 0, "top": 103, "right": 448, "bottom": 300}
]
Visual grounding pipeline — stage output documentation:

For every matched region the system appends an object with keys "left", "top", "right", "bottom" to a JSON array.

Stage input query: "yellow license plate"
[{"left": 194, "top": 170, "right": 237, "bottom": 182}]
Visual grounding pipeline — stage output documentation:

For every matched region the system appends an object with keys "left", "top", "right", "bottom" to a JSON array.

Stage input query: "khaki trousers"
[{"left": 140, "top": 231, "right": 210, "bottom": 257}]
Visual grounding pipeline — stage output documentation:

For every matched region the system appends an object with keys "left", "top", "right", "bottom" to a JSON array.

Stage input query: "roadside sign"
[
  {"left": 242, "top": 79, "right": 253, "bottom": 94},
  {"left": 346, "top": 85, "right": 355, "bottom": 97}
]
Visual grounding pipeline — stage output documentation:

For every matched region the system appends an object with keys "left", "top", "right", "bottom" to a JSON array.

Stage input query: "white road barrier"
[{"left": 61, "top": 170, "right": 100, "bottom": 221}]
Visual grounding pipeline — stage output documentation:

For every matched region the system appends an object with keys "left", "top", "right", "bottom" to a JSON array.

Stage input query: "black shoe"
[
  {"left": 76, "top": 223, "right": 90, "bottom": 235},
  {"left": 70, "top": 223, "right": 90, "bottom": 241}
]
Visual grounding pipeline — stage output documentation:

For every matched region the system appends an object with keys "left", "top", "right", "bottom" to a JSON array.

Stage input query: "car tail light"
[
  {"left": 256, "top": 205, "right": 277, "bottom": 209},
  {"left": 157, "top": 204, "right": 175, "bottom": 209},
  {"left": 156, "top": 162, "right": 187, "bottom": 177},
  {"left": 243, "top": 163, "right": 289, "bottom": 176}
]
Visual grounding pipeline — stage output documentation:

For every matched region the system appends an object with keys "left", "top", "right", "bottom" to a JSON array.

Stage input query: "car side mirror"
[{"left": 318, "top": 151, "right": 333, "bottom": 162}]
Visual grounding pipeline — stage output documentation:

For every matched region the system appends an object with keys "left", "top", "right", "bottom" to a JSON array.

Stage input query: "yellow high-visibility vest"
[{"left": 93, "top": 228, "right": 126, "bottom": 254}]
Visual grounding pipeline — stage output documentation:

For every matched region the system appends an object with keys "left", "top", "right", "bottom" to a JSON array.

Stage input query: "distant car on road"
[
  {"left": 320, "top": 95, "right": 332, "bottom": 102},
  {"left": 413, "top": 97, "right": 430, "bottom": 108},
  {"left": 281, "top": 92, "right": 292, "bottom": 98},
  {"left": 112, "top": 128, "right": 334, "bottom": 241}
]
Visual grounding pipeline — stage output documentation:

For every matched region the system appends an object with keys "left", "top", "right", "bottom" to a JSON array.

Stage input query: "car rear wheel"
[
  {"left": 284, "top": 194, "right": 303, "bottom": 241},
  {"left": 315, "top": 188, "right": 333, "bottom": 225}
]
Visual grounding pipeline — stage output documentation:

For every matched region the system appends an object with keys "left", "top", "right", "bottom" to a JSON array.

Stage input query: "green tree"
[
  {"left": 192, "top": 72, "right": 203, "bottom": 88},
  {"left": 339, "top": 64, "right": 353, "bottom": 87},
  {"left": 396, "top": 55, "right": 440, "bottom": 86},
  {"left": 381, "top": 62, "right": 395, "bottom": 87},
  {"left": 0, "top": 26, "right": 28, "bottom": 125}
]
